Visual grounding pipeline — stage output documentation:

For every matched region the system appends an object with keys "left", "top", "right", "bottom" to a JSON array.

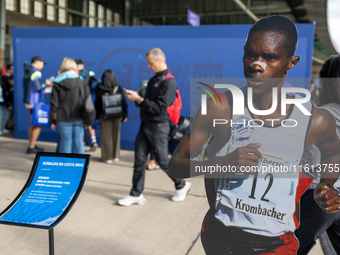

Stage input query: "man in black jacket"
[{"left": 118, "top": 48, "right": 191, "bottom": 206}]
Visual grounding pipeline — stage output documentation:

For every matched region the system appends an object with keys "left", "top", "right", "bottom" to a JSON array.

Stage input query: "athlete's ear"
[{"left": 288, "top": 56, "right": 300, "bottom": 71}]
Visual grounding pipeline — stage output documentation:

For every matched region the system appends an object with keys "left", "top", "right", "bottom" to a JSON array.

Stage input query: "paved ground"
[{"left": 0, "top": 135, "right": 323, "bottom": 254}]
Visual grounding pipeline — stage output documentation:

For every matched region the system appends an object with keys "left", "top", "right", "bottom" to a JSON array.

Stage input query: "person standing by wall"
[
  {"left": 49, "top": 57, "right": 89, "bottom": 154},
  {"left": 0, "top": 63, "right": 13, "bottom": 134},
  {"left": 75, "top": 59, "right": 99, "bottom": 152},
  {"left": 95, "top": 69, "right": 128, "bottom": 163},
  {"left": 23, "top": 56, "right": 52, "bottom": 154},
  {"left": 1, "top": 64, "right": 14, "bottom": 130}
]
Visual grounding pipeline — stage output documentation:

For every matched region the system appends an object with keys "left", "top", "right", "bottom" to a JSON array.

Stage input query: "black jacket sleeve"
[
  {"left": 49, "top": 83, "right": 59, "bottom": 124},
  {"left": 118, "top": 86, "right": 128, "bottom": 119},
  {"left": 33, "top": 79, "right": 42, "bottom": 92},
  {"left": 94, "top": 87, "right": 103, "bottom": 120},
  {"left": 141, "top": 78, "right": 177, "bottom": 114}
]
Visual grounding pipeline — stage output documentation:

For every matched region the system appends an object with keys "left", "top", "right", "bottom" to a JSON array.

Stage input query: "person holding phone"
[{"left": 118, "top": 48, "right": 191, "bottom": 206}]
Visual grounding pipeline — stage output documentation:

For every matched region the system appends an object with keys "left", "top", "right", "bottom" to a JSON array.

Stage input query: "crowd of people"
[
  {"left": 0, "top": 13, "right": 339, "bottom": 254},
  {"left": 20, "top": 48, "right": 192, "bottom": 206}
]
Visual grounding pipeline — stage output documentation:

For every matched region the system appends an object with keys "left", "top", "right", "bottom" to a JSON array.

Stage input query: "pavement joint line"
[
  {"left": 185, "top": 232, "right": 201, "bottom": 255},
  {"left": 0, "top": 168, "right": 206, "bottom": 198},
  {"left": 85, "top": 179, "right": 206, "bottom": 198}
]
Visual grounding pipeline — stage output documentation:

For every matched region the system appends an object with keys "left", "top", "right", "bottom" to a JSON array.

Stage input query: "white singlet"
[{"left": 214, "top": 89, "right": 313, "bottom": 237}]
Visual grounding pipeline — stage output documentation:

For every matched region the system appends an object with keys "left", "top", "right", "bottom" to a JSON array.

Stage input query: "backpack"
[
  {"left": 79, "top": 79, "right": 96, "bottom": 126},
  {"left": 163, "top": 73, "right": 182, "bottom": 125},
  {"left": 101, "top": 86, "right": 123, "bottom": 120}
]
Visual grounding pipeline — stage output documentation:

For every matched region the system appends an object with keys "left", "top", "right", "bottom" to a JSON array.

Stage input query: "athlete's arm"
[
  {"left": 168, "top": 92, "right": 229, "bottom": 178},
  {"left": 306, "top": 108, "right": 340, "bottom": 213},
  {"left": 168, "top": 92, "right": 262, "bottom": 179}
]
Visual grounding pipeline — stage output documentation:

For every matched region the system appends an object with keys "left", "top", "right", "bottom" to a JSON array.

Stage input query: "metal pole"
[
  {"left": 49, "top": 228, "right": 54, "bottom": 255},
  {"left": 0, "top": 0, "right": 6, "bottom": 69},
  {"left": 82, "top": 0, "right": 87, "bottom": 27},
  {"left": 125, "top": 0, "right": 131, "bottom": 26},
  {"left": 232, "top": 0, "right": 259, "bottom": 22}
]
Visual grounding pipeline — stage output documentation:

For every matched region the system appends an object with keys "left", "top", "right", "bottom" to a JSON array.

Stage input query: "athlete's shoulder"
[
  {"left": 204, "top": 90, "right": 231, "bottom": 117},
  {"left": 309, "top": 106, "right": 337, "bottom": 145}
]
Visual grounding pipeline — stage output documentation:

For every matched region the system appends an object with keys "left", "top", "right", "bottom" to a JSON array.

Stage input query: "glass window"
[
  {"left": 98, "top": 5, "right": 104, "bottom": 27},
  {"left": 20, "top": 0, "right": 30, "bottom": 15},
  {"left": 5, "top": 0, "right": 17, "bottom": 11},
  {"left": 328, "top": 0, "right": 340, "bottom": 53},
  {"left": 47, "top": 0, "right": 55, "bottom": 21},
  {"left": 69, "top": 14, "right": 73, "bottom": 26},
  {"left": 34, "top": 1, "right": 43, "bottom": 18},
  {"left": 106, "top": 9, "right": 113, "bottom": 27},
  {"left": 58, "top": 0, "right": 66, "bottom": 24},
  {"left": 89, "top": 1, "right": 96, "bottom": 27}
]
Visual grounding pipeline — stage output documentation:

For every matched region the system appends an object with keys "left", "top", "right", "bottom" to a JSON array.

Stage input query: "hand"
[
  {"left": 314, "top": 183, "right": 340, "bottom": 213},
  {"left": 125, "top": 90, "right": 141, "bottom": 101},
  {"left": 51, "top": 123, "right": 56, "bottom": 131},
  {"left": 8, "top": 106, "right": 12, "bottom": 111},
  {"left": 45, "top": 79, "right": 53, "bottom": 86},
  {"left": 122, "top": 117, "right": 128, "bottom": 122},
  {"left": 223, "top": 143, "right": 262, "bottom": 174}
]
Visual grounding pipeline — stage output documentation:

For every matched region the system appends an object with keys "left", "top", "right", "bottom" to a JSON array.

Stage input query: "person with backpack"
[
  {"left": 95, "top": 69, "right": 128, "bottom": 163},
  {"left": 137, "top": 78, "right": 183, "bottom": 170},
  {"left": 75, "top": 59, "right": 99, "bottom": 152},
  {"left": 118, "top": 48, "right": 191, "bottom": 206}
]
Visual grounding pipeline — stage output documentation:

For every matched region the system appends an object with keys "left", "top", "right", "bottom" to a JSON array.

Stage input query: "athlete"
[{"left": 169, "top": 15, "right": 340, "bottom": 254}]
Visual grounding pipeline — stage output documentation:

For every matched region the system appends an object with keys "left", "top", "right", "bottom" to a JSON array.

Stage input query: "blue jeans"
[
  {"left": 57, "top": 120, "right": 85, "bottom": 154},
  {"left": 0, "top": 105, "right": 10, "bottom": 131}
]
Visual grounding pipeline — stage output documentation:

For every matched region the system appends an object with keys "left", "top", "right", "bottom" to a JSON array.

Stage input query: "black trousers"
[
  {"left": 295, "top": 189, "right": 340, "bottom": 255},
  {"left": 130, "top": 122, "right": 185, "bottom": 196},
  {"left": 201, "top": 210, "right": 285, "bottom": 255}
]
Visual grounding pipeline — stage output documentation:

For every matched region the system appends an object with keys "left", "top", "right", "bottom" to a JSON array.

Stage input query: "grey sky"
[{"left": 328, "top": 0, "right": 340, "bottom": 54}]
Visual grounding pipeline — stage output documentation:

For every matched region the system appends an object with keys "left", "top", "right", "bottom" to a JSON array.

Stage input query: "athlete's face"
[{"left": 243, "top": 31, "right": 300, "bottom": 95}]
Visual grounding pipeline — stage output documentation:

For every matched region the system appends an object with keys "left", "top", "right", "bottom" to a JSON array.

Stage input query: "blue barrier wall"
[{"left": 12, "top": 24, "right": 315, "bottom": 150}]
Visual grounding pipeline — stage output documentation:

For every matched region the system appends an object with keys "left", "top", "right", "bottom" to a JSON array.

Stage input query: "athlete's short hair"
[
  {"left": 246, "top": 15, "right": 298, "bottom": 57},
  {"left": 147, "top": 48, "right": 166, "bottom": 62},
  {"left": 319, "top": 55, "right": 340, "bottom": 106}
]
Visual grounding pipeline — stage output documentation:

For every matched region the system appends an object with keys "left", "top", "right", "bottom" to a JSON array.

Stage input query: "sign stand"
[
  {"left": 0, "top": 152, "right": 90, "bottom": 254},
  {"left": 49, "top": 228, "right": 54, "bottom": 255}
]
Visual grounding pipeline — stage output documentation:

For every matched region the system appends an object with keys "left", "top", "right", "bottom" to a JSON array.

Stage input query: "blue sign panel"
[
  {"left": 12, "top": 24, "right": 315, "bottom": 150},
  {"left": 0, "top": 152, "right": 90, "bottom": 229}
]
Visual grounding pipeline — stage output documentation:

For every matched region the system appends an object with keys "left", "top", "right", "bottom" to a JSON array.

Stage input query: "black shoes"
[
  {"left": 26, "top": 146, "right": 44, "bottom": 154},
  {"left": 86, "top": 142, "right": 98, "bottom": 152},
  {"left": 35, "top": 145, "right": 44, "bottom": 151}
]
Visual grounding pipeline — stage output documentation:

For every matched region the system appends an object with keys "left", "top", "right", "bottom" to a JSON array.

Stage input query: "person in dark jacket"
[
  {"left": 118, "top": 48, "right": 191, "bottom": 206},
  {"left": 1, "top": 64, "right": 14, "bottom": 130},
  {"left": 49, "top": 57, "right": 90, "bottom": 154},
  {"left": 95, "top": 69, "right": 128, "bottom": 163},
  {"left": 0, "top": 64, "right": 13, "bottom": 135}
]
